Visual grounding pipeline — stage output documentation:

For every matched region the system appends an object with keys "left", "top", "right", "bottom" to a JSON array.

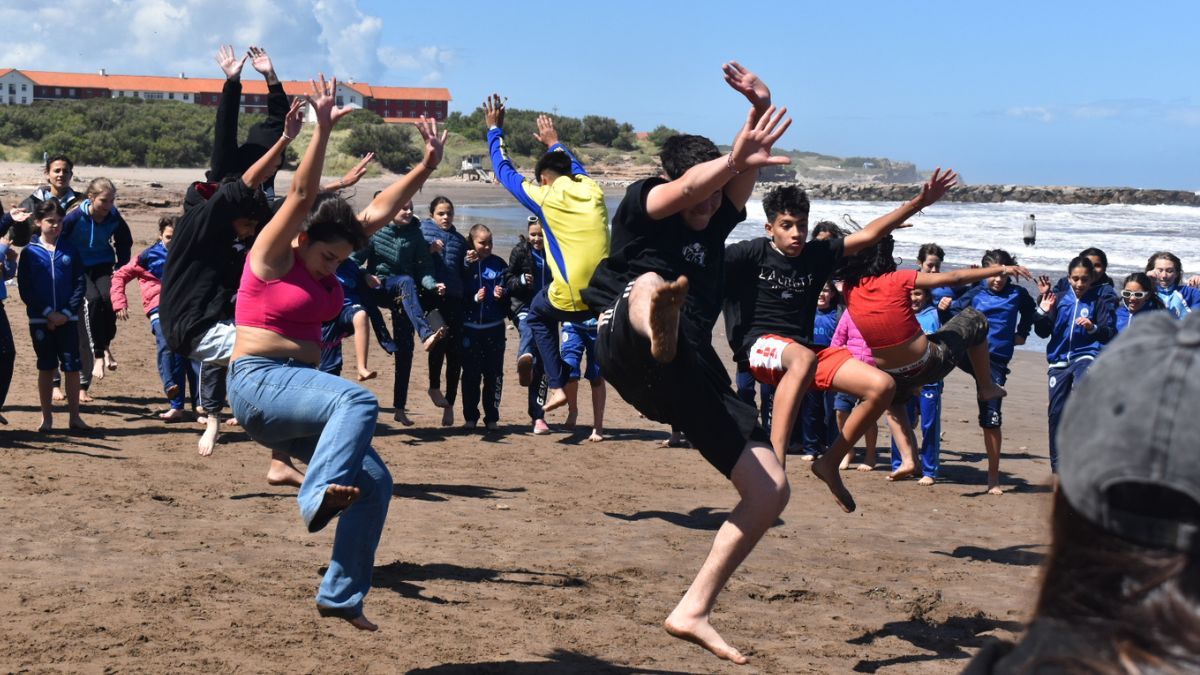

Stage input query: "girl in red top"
[{"left": 840, "top": 235, "right": 1032, "bottom": 480}]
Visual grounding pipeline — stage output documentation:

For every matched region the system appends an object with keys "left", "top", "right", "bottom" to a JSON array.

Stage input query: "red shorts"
[{"left": 747, "top": 334, "right": 852, "bottom": 391}]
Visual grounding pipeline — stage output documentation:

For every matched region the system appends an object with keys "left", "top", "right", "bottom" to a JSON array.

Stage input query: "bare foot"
[
  {"left": 310, "top": 484, "right": 361, "bottom": 532},
  {"left": 393, "top": 409, "right": 414, "bottom": 426},
  {"left": 198, "top": 422, "right": 219, "bottom": 457},
  {"left": 516, "top": 353, "right": 534, "bottom": 387},
  {"left": 564, "top": 408, "right": 578, "bottom": 429},
  {"left": 440, "top": 406, "right": 454, "bottom": 427},
  {"left": 317, "top": 605, "right": 378, "bottom": 632},
  {"left": 987, "top": 484, "right": 1004, "bottom": 496},
  {"left": 225, "top": 417, "right": 239, "bottom": 427},
  {"left": 165, "top": 383, "right": 180, "bottom": 399},
  {"left": 0, "top": 412, "right": 7, "bottom": 425},
  {"left": 917, "top": 475, "right": 935, "bottom": 486},
  {"left": 856, "top": 463, "right": 876, "bottom": 472},
  {"left": 428, "top": 388, "right": 449, "bottom": 409},
  {"left": 266, "top": 458, "right": 305, "bottom": 488},
  {"left": 37, "top": 417, "right": 52, "bottom": 432},
  {"left": 68, "top": 417, "right": 91, "bottom": 431},
  {"left": 485, "top": 421, "right": 499, "bottom": 432},
  {"left": 649, "top": 276, "right": 688, "bottom": 364},
  {"left": 52, "top": 387, "right": 66, "bottom": 402},
  {"left": 78, "top": 390, "right": 94, "bottom": 403},
  {"left": 543, "top": 388, "right": 568, "bottom": 413},
  {"left": 532, "top": 419, "right": 550, "bottom": 435},
  {"left": 799, "top": 453, "right": 816, "bottom": 462},
  {"left": 159, "top": 408, "right": 186, "bottom": 422},
  {"left": 978, "top": 382, "right": 1007, "bottom": 401},
  {"left": 464, "top": 420, "right": 478, "bottom": 430},
  {"left": 195, "top": 415, "right": 209, "bottom": 425},
  {"left": 811, "top": 456, "right": 856, "bottom": 513},
  {"left": 356, "top": 368, "right": 378, "bottom": 382},
  {"left": 888, "top": 463, "right": 916, "bottom": 482},
  {"left": 588, "top": 431, "right": 605, "bottom": 443},
  {"left": 663, "top": 613, "right": 748, "bottom": 665},
  {"left": 92, "top": 360, "right": 106, "bottom": 381},
  {"left": 838, "top": 452, "right": 853, "bottom": 471},
  {"left": 422, "top": 327, "right": 446, "bottom": 352},
  {"left": 104, "top": 350, "right": 118, "bottom": 371}
]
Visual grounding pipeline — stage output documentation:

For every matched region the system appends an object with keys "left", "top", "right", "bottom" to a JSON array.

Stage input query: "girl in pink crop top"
[
  {"left": 236, "top": 249, "right": 344, "bottom": 344},
  {"left": 224, "top": 74, "right": 450, "bottom": 632}
]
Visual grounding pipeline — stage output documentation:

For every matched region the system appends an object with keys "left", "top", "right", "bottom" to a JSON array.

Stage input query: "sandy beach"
[{"left": 0, "top": 162, "right": 1056, "bottom": 673}]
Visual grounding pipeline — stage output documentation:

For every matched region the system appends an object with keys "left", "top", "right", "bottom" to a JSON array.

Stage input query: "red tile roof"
[{"left": 7, "top": 69, "right": 450, "bottom": 101}]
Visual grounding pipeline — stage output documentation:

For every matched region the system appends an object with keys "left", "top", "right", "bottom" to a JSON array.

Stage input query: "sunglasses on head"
[{"left": 1121, "top": 290, "right": 1149, "bottom": 299}]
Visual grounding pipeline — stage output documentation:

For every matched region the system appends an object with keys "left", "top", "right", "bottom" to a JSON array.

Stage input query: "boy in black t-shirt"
[
  {"left": 581, "top": 62, "right": 793, "bottom": 666},
  {"left": 724, "top": 178, "right": 957, "bottom": 501}
]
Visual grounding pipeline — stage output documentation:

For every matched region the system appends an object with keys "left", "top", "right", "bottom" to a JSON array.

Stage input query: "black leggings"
[
  {"left": 83, "top": 264, "right": 116, "bottom": 357},
  {"left": 427, "top": 296, "right": 463, "bottom": 405}
]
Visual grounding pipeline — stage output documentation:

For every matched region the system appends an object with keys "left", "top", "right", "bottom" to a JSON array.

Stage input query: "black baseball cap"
[{"left": 1058, "top": 311, "right": 1200, "bottom": 552}]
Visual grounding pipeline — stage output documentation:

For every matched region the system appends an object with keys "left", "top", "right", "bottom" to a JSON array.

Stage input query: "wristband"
[
  {"left": 282, "top": 132, "right": 295, "bottom": 141},
  {"left": 726, "top": 154, "right": 742, "bottom": 175}
]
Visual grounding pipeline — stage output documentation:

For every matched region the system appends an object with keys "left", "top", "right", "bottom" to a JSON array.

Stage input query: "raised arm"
[
  {"left": 644, "top": 105, "right": 791, "bottom": 220},
  {"left": 357, "top": 118, "right": 445, "bottom": 236},
  {"left": 842, "top": 169, "right": 958, "bottom": 256},
  {"left": 533, "top": 115, "right": 587, "bottom": 176},
  {"left": 324, "top": 152, "right": 375, "bottom": 193},
  {"left": 915, "top": 264, "right": 1032, "bottom": 291},
  {"left": 484, "top": 93, "right": 540, "bottom": 213},
  {"left": 209, "top": 45, "right": 248, "bottom": 181},
  {"left": 721, "top": 61, "right": 772, "bottom": 210},
  {"left": 249, "top": 76, "right": 345, "bottom": 279},
  {"left": 241, "top": 97, "right": 304, "bottom": 190}
]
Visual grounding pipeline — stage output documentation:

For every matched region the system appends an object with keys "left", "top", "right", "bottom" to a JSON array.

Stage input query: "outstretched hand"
[
  {"left": 248, "top": 46, "right": 275, "bottom": 78},
  {"left": 283, "top": 97, "right": 306, "bottom": 139},
  {"left": 533, "top": 114, "right": 559, "bottom": 148},
  {"left": 915, "top": 168, "right": 958, "bottom": 209},
  {"left": 336, "top": 152, "right": 375, "bottom": 189},
  {"left": 7, "top": 207, "right": 30, "bottom": 223},
  {"left": 414, "top": 116, "right": 447, "bottom": 170},
  {"left": 1036, "top": 275, "right": 1057, "bottom": 313},
  {"left": 723, "top": 61, "right": 771, "bottom": 112},
  {"left": 307, "top": 74, "right": 351, "bottom": 128},
  {"left": 996, "top": 264, "right": 1034, "bottom": 282},
  {"left": 484, "top": 93, "right": 506, "bottom": 129},
  {"left": 216, "top": 45, "right": 247, "bottom": 80},
  {"left": 730, "top": 105, "right": 792, "bottom": 172}
]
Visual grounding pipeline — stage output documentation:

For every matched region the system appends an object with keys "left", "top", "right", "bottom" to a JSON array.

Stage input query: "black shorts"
[
  {"left": 30, "top": 321, "right": 82, "bottom": 372},
  {"left": 595, "top": 283, "right": 769, "bottom": 478},
  {"left": 888, "top": 306, "right": 989, "bottom": 404}
]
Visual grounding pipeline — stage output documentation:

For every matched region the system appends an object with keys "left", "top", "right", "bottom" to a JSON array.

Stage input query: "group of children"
[{"left": 5, "top": 49, "right": 1200, "bottom": 664}]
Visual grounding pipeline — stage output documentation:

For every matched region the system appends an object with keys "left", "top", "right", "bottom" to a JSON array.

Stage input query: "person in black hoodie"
[{"left": 504, "top": 216, "right": 551, "bottom": 433}]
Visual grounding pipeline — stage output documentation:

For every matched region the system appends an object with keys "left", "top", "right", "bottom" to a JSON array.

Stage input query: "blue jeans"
[
  {"left": 890, "top": 382, "right": 943, "bottom": 478},
  {"left": 227, "top": 356, "right": 392, "bottom": 616},
  {"left": 799, "top": 389, "right": 837, "bottom": 456},
  {"left": 515, "top": 308, "right": 546, "bottom": 421},
  {"left": 151, "top": 315, "right": 194, "bottom": 410},
  {"left": 528, "top": 288, "right": 591, "bottom": 389},
  {"left": 515, "top": 306, "right": 536, "bottom": 360},
  {"left": 381, "top": 275, "right": 436, "bottom": 342}
]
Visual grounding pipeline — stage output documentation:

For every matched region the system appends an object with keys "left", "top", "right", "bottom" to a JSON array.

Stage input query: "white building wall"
[{"left": 0, "top": 71, "right": 36, "bottom": 105}]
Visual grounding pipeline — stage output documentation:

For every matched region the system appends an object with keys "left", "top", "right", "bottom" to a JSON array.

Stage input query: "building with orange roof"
[{"left": 0, "top": 67, "right": 451, "bottom": 122}]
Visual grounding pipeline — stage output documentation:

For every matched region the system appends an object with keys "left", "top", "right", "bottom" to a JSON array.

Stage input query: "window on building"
[
  {"left": 169, "top": 92, "right": 175, "bottom": 100},
  {"left": 20, "top": 97, "right": 26, "bottom": 104},
  {"left": 336, "top": 96, "right": 344, "bottom": 107},
  {"left": 21, "top": 83, "right": 27, "bottom": 91},
  {"left": 55, "top": 87, "right": 61, "bottom": 96},
  {"left": 68, "top": 88, "right": 75, "bottom": 96}
]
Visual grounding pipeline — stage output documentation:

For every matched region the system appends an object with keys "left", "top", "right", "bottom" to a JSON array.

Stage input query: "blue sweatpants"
[
  {"left": 527, "top": 288, "right": 591, "bottom": 389},
  {"left": 890, "top": 382, "right": 943, "bottom": 478},
  {"left": 461, "top": 323, "right": 505, "bottom": 424},
  {"left": 1047, "top": 358, "right": 1094, "bottom": 472}
]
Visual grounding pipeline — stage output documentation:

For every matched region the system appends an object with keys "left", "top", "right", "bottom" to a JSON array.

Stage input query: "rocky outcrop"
[{"left": 769, "top": 181, "right": 1200, "bottom": 206}]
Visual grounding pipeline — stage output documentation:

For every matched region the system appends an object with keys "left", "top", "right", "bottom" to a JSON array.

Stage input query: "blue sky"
[{"left": 2, "top": 1, "right": 1196, "bottom": 188}]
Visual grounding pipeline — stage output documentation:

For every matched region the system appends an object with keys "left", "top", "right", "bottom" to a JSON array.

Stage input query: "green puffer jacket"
[{"left": 352, "top": 219, "right": 437, "bottom": 290}]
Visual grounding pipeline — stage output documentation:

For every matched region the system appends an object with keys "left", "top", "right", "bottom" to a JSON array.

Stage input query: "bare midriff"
[
  {"left": 869, "top": 331, "right": 928, "bottom": 371},
  {"left": 231, "top": 325, "right": 321, "bottom": 366}
]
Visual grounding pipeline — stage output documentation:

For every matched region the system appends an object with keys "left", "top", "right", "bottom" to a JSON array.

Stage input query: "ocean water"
[{"left": 451, "top": 195, "right": 1200, "bottom": 355}]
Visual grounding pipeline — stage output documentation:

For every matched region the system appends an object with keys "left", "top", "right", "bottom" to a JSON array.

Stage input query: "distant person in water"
[{"left": 1023, "top": 214, "right": 1036, "bottom": 247}]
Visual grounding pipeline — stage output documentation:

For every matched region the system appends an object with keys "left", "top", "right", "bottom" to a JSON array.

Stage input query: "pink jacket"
[
  {"left": 831, "top": 310, "right": 876, "bottom": 366},
  {"left": 111, "top": 258, "right": 162, "bottom": 316}
]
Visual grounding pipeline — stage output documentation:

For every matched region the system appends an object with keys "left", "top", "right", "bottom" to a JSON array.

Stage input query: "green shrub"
[{"left": 341, "top": 123, "right": 420, "bottom": 172}]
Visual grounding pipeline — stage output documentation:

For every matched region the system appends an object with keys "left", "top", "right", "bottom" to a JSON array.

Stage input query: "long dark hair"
[
  {"left": 302, "top": 192, "right": 367, "bottom": 251},
  {"left": 1029, "top": 491, "right": 1200, "bottom": 672},
  {"left": 1122, "top": 272, "right": 1165, "bottom": 311},
  {"left": 838, "top": 235, "right": 896, "bottom": 287}
]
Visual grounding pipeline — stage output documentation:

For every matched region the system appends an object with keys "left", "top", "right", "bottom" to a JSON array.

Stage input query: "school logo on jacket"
[
  {"left": 682, "top": 243, "right": 707, "bottom": 267},
  {"left": 1080, "top": 308, "right": 1089, "bottom": 319}
]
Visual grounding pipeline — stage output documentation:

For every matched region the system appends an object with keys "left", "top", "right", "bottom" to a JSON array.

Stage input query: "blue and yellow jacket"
[{"left": 488, "top": 127, "right": 609, "bottom": 312}]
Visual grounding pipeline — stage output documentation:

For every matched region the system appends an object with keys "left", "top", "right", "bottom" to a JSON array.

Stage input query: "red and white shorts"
[{"left": 747, "top": 334, "right": 853, "bottom": 391}]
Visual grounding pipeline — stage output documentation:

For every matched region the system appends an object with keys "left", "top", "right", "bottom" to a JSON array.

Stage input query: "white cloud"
[
  {"left": 1006, "top": 106, "right": 1054, "bottom": 123},
  {"left": 0, "top": 1, "right": 450, "bottom": 86}
]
